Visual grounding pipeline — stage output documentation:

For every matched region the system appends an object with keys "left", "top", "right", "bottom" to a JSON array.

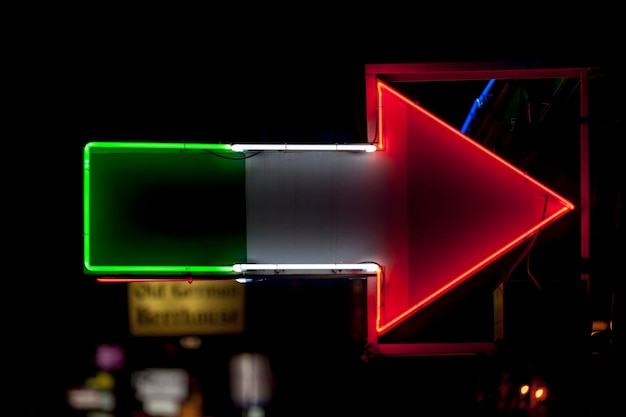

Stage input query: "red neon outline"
[
  {"left": 377, "top": 82, "right": 576, "bottom": 207},
  {"left": 375, "top": 81, "right": 575, "bottom": 335},
  {"left": 98, "top": 277, "right": 211, "bottom": 283}
]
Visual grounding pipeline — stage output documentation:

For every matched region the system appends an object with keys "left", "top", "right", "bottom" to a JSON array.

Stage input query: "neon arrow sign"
[{"left": 83, "top": 80, "right": 574, "bottom": 336}]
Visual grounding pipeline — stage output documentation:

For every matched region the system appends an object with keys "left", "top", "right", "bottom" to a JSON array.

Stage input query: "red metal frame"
[{"left": 365, "top": 62, "right": 594, "bottom": 356}]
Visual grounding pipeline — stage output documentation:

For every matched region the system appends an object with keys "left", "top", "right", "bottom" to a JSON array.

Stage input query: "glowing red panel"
[{"left": 376, "top": 81, "right": 574, "bottom": 335}]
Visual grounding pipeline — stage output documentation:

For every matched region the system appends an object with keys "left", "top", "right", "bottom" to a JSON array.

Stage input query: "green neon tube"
[
  {"left": 84, "top": 142, "right": 233, "bottom": 151},
  {"left": 83, "top": 141, "right": 244, "bottom": 275},
  {"left": 84, "top": 264, "right": 235, "bottom": 274}
]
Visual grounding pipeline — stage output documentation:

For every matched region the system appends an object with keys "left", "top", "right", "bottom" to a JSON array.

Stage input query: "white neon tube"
[
  {"left": 231, "top": 144, "right": 377, "bottom": 152},
  {"left": 232, "top": 263, "right": 380, "bottom": 273}
]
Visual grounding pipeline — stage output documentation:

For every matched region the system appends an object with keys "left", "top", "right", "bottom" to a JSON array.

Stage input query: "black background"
[{"left": 10, "top": 8, "right": 624, "bottom": 417}]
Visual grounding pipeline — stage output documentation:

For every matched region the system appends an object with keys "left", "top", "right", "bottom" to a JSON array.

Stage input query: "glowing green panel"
[{"left": 84, "top": 142, "right": 245, "bottom": 275}]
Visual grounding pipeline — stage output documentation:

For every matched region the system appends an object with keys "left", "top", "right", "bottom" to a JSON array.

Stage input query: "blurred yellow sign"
[{"left": 128, "top": 281, "right": 245, "bottom": 336}]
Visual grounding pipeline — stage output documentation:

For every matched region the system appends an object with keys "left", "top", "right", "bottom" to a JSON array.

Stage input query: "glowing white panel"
[
  {"left": 232, "top": 263, "right": 380, "bottom": 273},
  {"left": 231, "top": 143, "right": 377, "bottom": 152}
]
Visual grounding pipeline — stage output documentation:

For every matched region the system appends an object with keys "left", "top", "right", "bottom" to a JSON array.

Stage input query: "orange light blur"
[{"left": 534, "top": 387, "right": 548, "bottom": 401}]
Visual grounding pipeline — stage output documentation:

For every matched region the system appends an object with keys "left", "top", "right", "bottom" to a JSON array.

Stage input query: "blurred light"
[
  {"left": 133, "top": 368, "right": 188, "bottom": 400},
  {"left": 143, "top": 398, "right": 180, "bottom": 417},
  {"left": 179, "top": 336, "right": 202, "bottom": 350},
  {"left": 67, "top": 388, "right": 115, "bottom": 411},
  {"left": 591, "top": 319, "right": 610, "bottom": 334},
  {"left": 86, "top": 371, "right": 115, "bottom": 390},
  {"left": 94, "top": 344, "right": 125, "bottom": 371},
  {"left": 235, "top": 277, "right": 266, "bottom": 284},
  {"left": 230, "top": 352, "right": 273, "bottom": 409},
  {"left": 247, "top": 405, "right": 266, "bottom": 417},
  {"left": 520, "top": 384, "right": 530, "bottom": 397},
  {"left": 67, "top": 388, "right": 97, "bottom": 409},
  {"left": 534, "top": 387, "right": 548, "bottom": 401},
  {"left": 518, "top": 378, "right": 550, "bottom": 410}
]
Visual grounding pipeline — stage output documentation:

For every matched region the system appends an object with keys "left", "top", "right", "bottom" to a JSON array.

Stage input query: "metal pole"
[{"left": 579, "top": 68, "right": 590, "bottom": 299}]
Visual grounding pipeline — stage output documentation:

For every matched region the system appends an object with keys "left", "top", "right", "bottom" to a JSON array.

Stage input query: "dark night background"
[{"left": 9, "top": 7, "right": 624, "bottom": 417}]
